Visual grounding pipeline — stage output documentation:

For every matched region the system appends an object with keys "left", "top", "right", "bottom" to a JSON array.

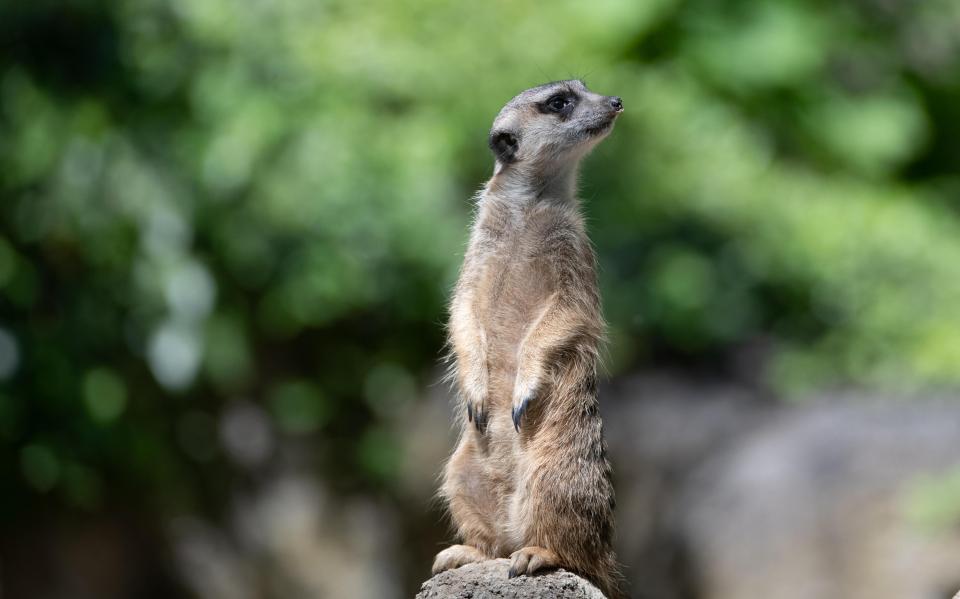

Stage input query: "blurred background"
[{"left": 2, "top": 0, "right": 960, "bottom": 598}]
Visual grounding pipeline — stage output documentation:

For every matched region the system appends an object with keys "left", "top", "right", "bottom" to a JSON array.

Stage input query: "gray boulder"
[{"left": 416, "top": 559, "right": 606, "bottom": 599}]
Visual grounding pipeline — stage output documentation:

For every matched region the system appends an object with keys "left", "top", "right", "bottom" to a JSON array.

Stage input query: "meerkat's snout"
[
  {"left": 575, "top": 92, "right": 623, "bottom": 140},
  {"left": 589, "top": 94, "right": 623, "bottom": 117}
]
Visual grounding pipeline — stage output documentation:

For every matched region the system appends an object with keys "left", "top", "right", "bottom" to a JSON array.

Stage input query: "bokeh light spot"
[
  {"left": 269, "top": 380, "right": 328, "bottom": 435},
  {"left": 0, "top": 328, "right": 21, "bottom": 381},
  {"left": 148, "top": 322, "right": 203, "bottom": 391},
  {"left": 82, "top": 368, "right": 128, "bottom": 423},
  {"left": 21, "top": 444, "right": 60, "bottom": 492}
]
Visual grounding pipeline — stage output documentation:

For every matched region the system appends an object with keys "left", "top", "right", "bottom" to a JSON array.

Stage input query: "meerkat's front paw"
[
  {"left": 511, "top": 374, "right": 539, "bottom": 431},
  {"left": 466, "top": 398, "right": 489, "bottom": 432},
  {"left": 463, "top": 371, "right": 489, "bottom": 432},
  {"left": 508, "top": 546, "right": 560, "bottom": 578},
  {"left": 432, "top": 544, "right": 487, "bottom": 575}
]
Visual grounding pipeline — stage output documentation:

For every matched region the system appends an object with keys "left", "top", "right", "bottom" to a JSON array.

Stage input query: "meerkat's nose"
[{"left": 609, "top": 97, "right": 623, "bottom": 112}]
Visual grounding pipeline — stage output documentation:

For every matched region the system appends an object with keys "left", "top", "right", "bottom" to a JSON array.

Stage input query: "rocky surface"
[{"left": 416, "top": 559, "right": 606, "bottom": 599}]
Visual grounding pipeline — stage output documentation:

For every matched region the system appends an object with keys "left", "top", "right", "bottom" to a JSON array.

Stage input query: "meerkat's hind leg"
[
  {"left": 432, "top": 544, "right": 487, "bottom": 575},
  {"left": 508, "top": 546, "right": 561, "bottom": 578}
]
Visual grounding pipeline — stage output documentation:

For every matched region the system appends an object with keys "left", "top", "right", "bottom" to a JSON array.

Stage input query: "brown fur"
[{"left": 434, "top": 81, "right": 625, "bottom": 598}]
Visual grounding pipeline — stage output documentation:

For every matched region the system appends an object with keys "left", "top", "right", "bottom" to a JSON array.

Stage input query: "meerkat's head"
[{"left": 488, "top": 80, "right": 623, "bottom": 176}]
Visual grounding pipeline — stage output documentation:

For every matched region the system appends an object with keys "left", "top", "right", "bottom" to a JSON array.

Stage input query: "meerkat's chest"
[
  {"left": 465, "top": 231, "right": 557, "bottom": 345},
  {"left": 475, "top": 225, "right": 554, "bottom": 297}
]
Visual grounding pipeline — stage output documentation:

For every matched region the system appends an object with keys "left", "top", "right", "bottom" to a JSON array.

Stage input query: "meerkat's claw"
[
  {"left": 508, "top": 546, "right": 560, "bottom": 578},
  {"left": 471, "top": 403, "right": 488, "bottom": 432},
  {"left": 512, "top": 395, "right": 532, "bottom": 431},
  {"left": 466, "top": 400, "right": 489, "bottom": 432}
]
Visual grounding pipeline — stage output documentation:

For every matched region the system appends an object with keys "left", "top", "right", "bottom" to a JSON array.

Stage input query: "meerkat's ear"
[{"left": 489, "top": 130, "right": 519, "bottom": 164}]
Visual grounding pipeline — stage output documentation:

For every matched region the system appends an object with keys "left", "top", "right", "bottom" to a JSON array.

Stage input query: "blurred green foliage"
[{"left": 1, "top": 0, "right": 960, "bottom": 523}]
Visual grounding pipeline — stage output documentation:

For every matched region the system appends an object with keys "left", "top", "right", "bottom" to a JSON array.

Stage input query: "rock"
[
  {"left": 679, "top": 400, "right": 960, "bottom": 599},
  {"left": 416, "top": 559, "right": 607, "bottom": 599}
]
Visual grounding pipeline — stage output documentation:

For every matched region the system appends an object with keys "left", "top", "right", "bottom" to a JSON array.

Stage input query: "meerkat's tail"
[{"left": 586, "top": 551, "right": 628, "bottom": 599}]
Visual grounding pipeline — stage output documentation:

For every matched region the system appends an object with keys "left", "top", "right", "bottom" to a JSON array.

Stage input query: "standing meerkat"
[{"left": 433, "top": 80, "right": 624, "bottom": 597}]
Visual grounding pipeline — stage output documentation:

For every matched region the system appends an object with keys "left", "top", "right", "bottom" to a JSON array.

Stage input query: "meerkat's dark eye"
[{"left": 545, "top": 94, "right": 573, "bottom": 113}]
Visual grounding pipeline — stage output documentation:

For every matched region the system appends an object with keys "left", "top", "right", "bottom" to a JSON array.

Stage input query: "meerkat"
[{"left": 433, "top": 80, "right": 624, "bottom": 597}]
